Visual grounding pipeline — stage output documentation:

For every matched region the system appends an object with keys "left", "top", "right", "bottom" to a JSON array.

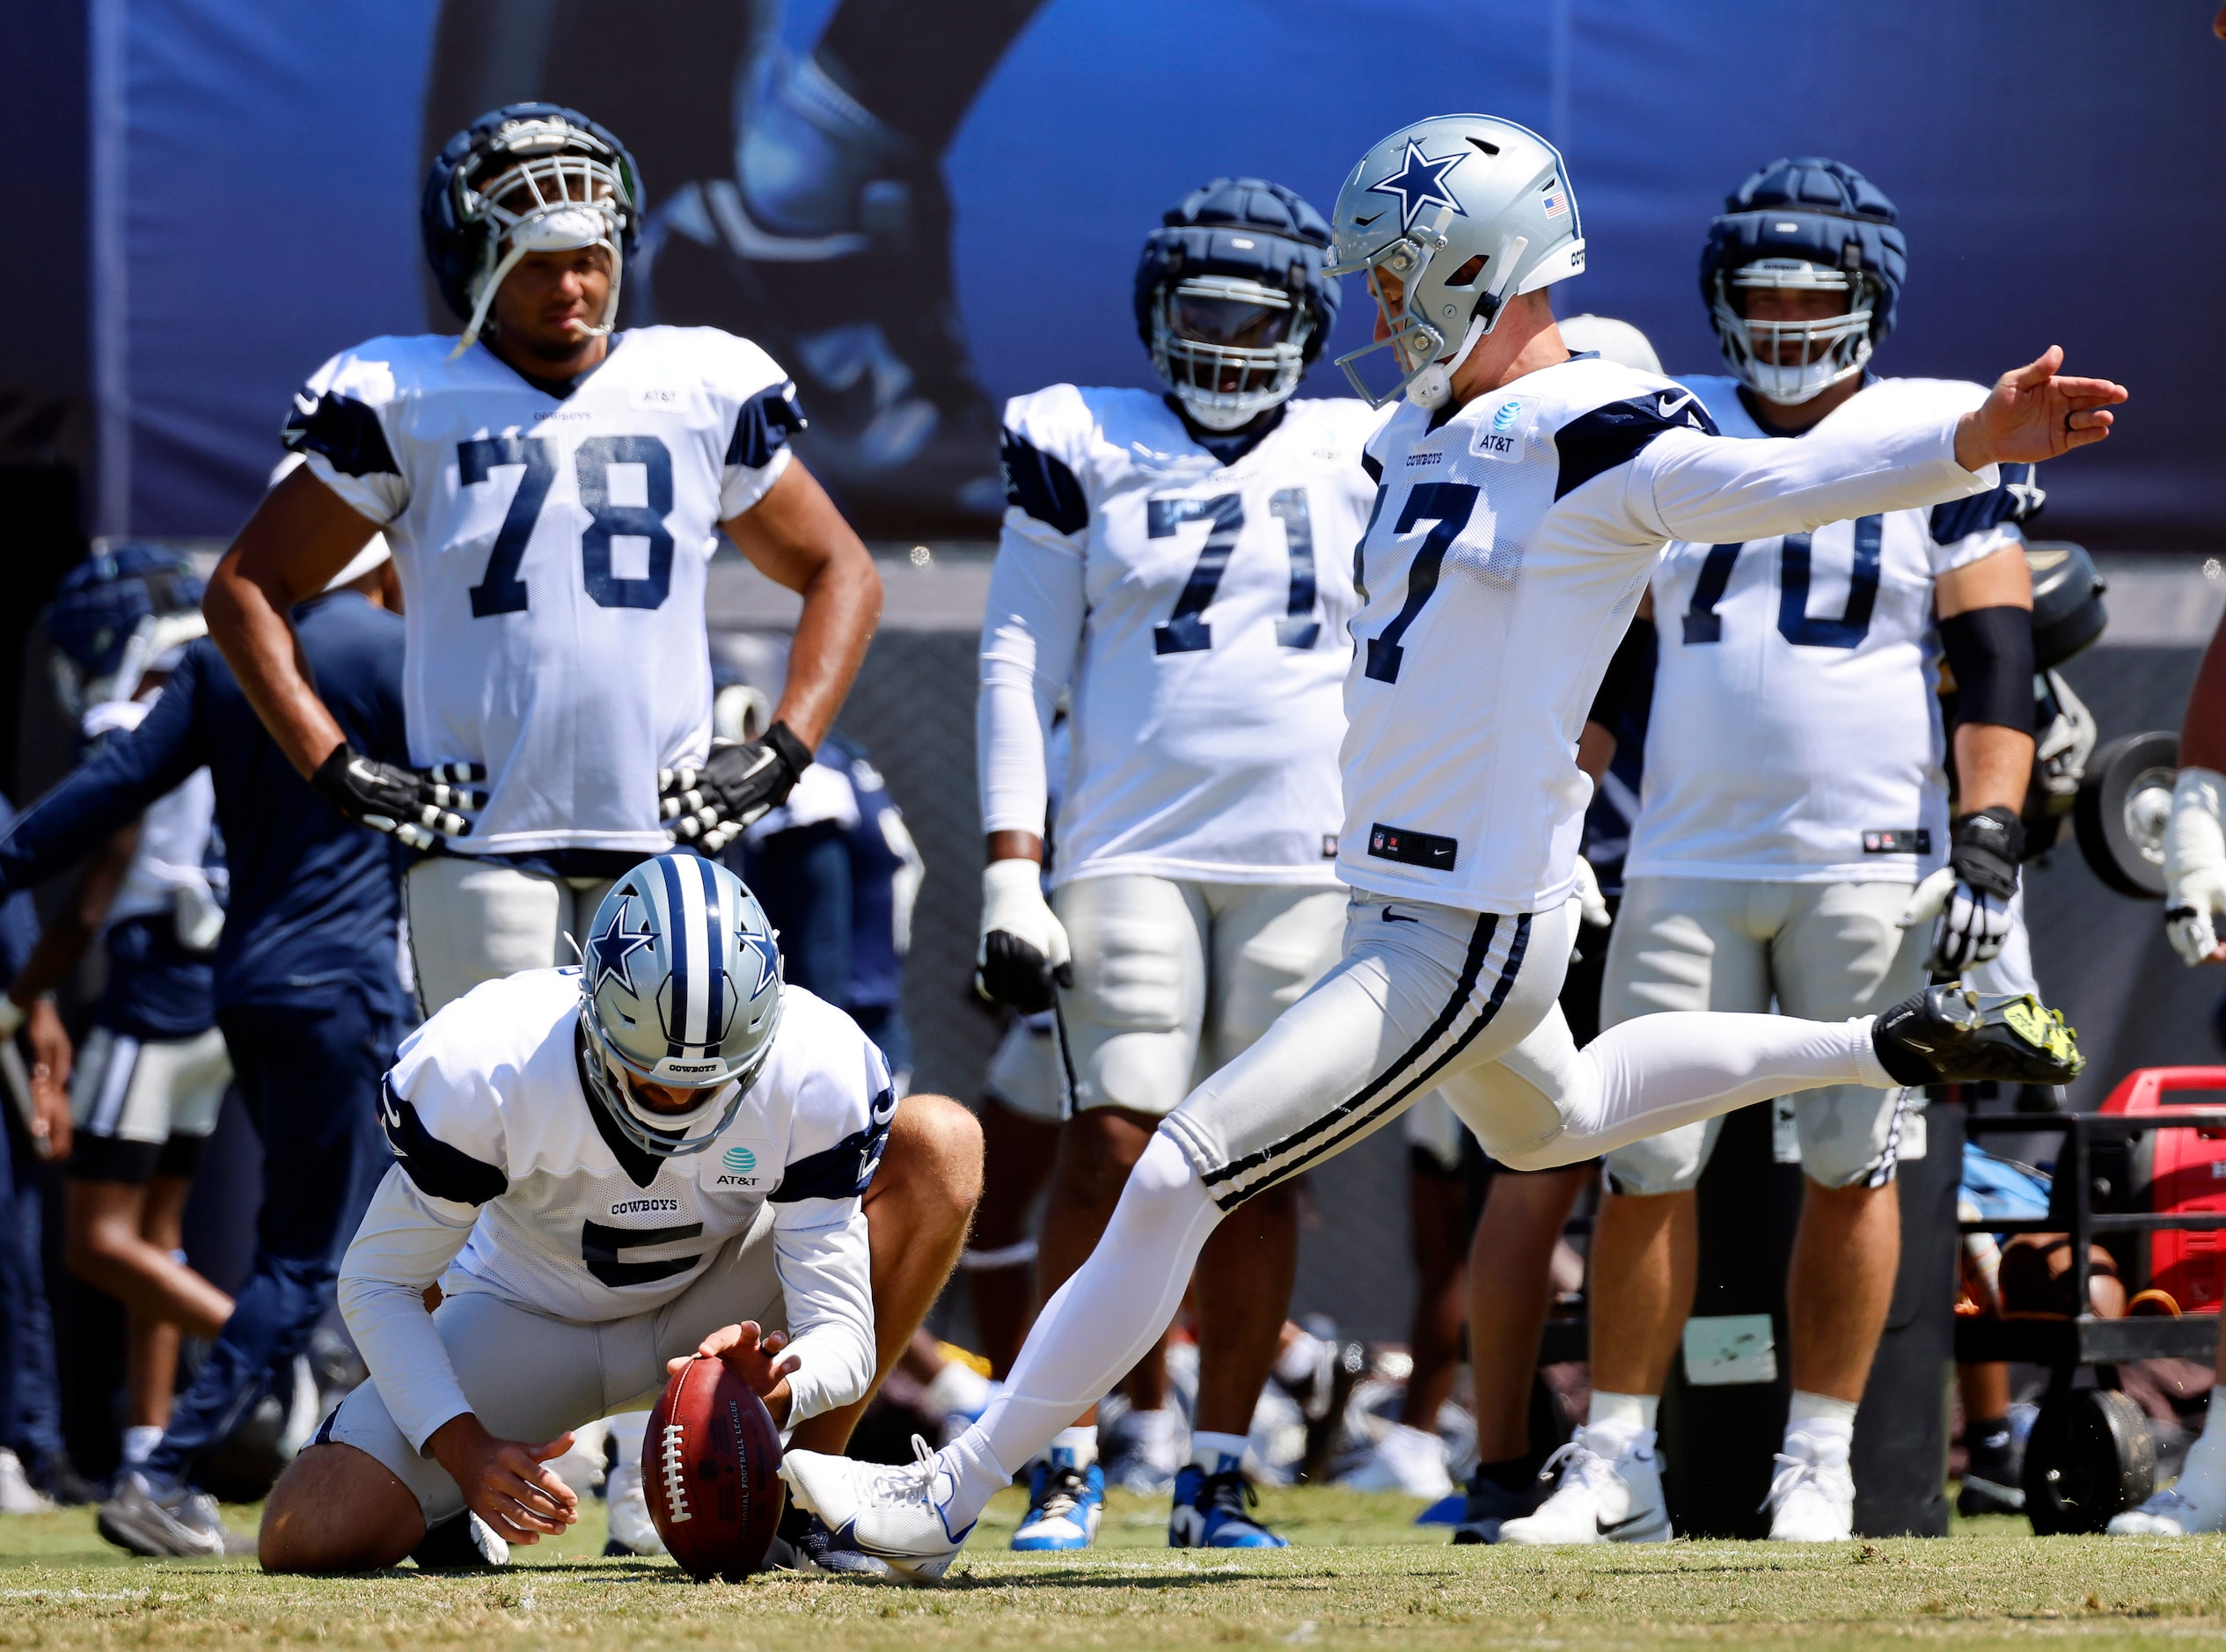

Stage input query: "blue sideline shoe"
[
  {"left": 1168, "top": 1455, "right": 1287, "bottom": 1548},
  {"left": 1011, "top": 1452, "right": 1103, "bottom": 1551}
]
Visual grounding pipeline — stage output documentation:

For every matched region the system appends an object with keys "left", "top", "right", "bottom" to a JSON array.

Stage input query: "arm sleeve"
[
  {"left": 282, "top": 347, "right": 410, "bottom": 524},
  {"left": 769, "top": 1198, "right": 876, "bottom": 1423},
  {"left": 335, "top": 1166, "right": 480, "bottom": 1451},
  {"left": 978, "top": 523, "right": 1086, "bottom": 838},
  {"left": 1925, "top": 463, "right": 2040, "bottom": 575},
  {"left": 0, "top": 660, "right": 205, "bottom": 895},
  {"left": 1629, "top": 415, "right": 1995, "bottom": 549}
]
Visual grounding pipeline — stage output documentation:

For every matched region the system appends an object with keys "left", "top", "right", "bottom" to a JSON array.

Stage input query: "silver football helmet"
[
  {"left": 1326, "top": 114, "right": 1586, "bottom": 409},
  {"left": 578, "top": 852, "right": 783, "bottom": 1158}
]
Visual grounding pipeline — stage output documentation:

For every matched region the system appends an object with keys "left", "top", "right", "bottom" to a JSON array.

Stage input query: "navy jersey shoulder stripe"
[
  {"left": 1929, "top": 462, "right": 2039, "bottom": 546},
  {"left": 1554, "top": 391, "right": 1720, "bottom": 502},
  {"left": 1360, "top": 450, "right": 1384, "bottom": 484},
  {"left": 378, "top": 1077, "right": 505, "bottom": 1204},
  {"left": 726, "top": 381, "right": 807, "bottom": 471},
  {"left": 1000, "top": 428, "right": 1088, "bottom": 536},
  {"left": 770, "top": 1086, "right": 895, "bottom": 1203},
  {"left": 283, "top": 391, "right": 399, "bottom": 478}
]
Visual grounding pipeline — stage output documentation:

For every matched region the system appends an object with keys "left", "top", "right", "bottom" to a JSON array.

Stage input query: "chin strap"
[{"left": 1405, "top": 233, "right": 1530, "bottom": 411}]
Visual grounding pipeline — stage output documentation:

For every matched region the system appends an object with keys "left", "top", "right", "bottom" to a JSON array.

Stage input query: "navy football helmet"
[
  {"left": 1700, "top": 157, "right": 1907, "bottom": 405},
  {"left": 46, "top": 545, "right": 206, "bottom": 717},
  {"left": 1134, "top": 179, "right": 1340, "bottom": 430},
  {"left": 421, "top": 103, "right": 643, "bottom": 355}
]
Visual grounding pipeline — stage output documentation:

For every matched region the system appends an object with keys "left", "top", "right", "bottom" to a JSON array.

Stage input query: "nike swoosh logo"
[
  {"left": 1656, "top": 391, "right": 1696, "bottom": 421},
  {"left": 1354, "top": 211, "right": 1383, "bottom": 227},
  {"left": 1597, "top": 1510, "right": 1659, "bottom": 1536},
  {"left": 1381, "top": 907, "right": 1419, "bottom": 924}
]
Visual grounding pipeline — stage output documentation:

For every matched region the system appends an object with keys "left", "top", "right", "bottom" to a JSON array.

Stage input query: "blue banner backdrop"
[{"left": 95, "top": 0, "right": 2222, "bottom": 545}]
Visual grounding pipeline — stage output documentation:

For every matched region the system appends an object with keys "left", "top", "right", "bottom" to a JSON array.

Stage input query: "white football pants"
[
  {"left": 958, "top": 891, "right": 1898, "bottom": 1491},
  {"left": 404, "top": 858, "right": 619, "bottom": 1014}
]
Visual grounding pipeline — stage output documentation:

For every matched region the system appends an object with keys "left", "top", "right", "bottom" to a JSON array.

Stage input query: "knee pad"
[
  {"left": 1057, "top": 881, "right": 1202, "bottom": 1116},
  {"left": 1794, "top": 1084, "right": 1911, "bottom": 1189},
  {"left": 1600, "top": 1118, "right": 1717, "bottom": 1196}
]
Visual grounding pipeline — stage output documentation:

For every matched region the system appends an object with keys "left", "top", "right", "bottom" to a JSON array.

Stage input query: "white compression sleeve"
[
  {"left": 950, "top": 1131, "right": 1222, "bottom": 1524},
  {"left": 1630, "top": 415, "right": 1992, "bottom": 548},
  {"left": 1492, "top": 1013, "right": 1893, "bottom": 1173},
  {"left": 335, "top": 1167, "right": 479, "bottom": 1451},
  {"left": 977, "top": 523, "right": 1086, "bottom": 838},
  {"left": 770, "top": 1200, "right": 878, "bottom": 1424}
]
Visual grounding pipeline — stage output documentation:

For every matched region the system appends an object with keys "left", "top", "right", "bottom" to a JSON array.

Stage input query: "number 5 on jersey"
[{"left": 463, "top": 434, "right": 677, "bottom": 617}]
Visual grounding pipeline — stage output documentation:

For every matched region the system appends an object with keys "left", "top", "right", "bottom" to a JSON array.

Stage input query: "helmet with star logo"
[
  {"left": 1326, "top": 114, "right": 1585, "bottom": 410},
  {"left": 577, "top": 852, "right": 783, "bottom": 1158}
]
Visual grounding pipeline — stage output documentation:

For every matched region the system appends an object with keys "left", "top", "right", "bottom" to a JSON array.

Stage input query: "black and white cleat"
[{"left": 1873, "top": 984, "right": 2083, "bottom": 1087}]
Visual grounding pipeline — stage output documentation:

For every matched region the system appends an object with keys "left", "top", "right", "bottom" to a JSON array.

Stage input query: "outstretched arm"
[{"left": 204, "top": 467, "right": 380, "bottom": 778}]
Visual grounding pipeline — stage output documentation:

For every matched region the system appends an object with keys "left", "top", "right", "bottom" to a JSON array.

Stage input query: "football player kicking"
[
  {"left": 779, "top": 113, "right": 2115, "bottom": 1581},
  {"left": 204, "top": 102, "right": 881, "bottom": 1016},
  {"left": 258, "top": 855, "right": 980, "bottom": 1573},
  {"left": 974, "top": 178, "right": 1380, "bottom": 1548},
  {"left": 1497, "top": 157, "right": 2045, "bottom": 1548}
]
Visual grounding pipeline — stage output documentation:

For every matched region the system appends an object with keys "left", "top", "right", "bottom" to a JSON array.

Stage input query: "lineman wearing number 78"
[
  {"left": 784, "top": 113, "right": 2118, "bottom": 1578},
  {"left": 203, "top": 102, "right": 882, "bottom": 1015}
]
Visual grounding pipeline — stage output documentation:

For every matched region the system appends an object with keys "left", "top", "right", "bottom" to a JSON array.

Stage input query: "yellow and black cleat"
[{"left": 1873, "top": 985, "right": 2084, "bottom": 1087}]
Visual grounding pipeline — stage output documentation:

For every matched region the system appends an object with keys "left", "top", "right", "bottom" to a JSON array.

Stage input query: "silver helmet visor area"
[
  {"left": 1713, "top": 259, "right": 1877, "bottom": 406},
  {"left": 578, "top": 988, "right": 777, "bottom": 1159},
  {"left": 451, "top": 125, "right": 634, "bottom": 356},
  {"left": 1151, "top": 276, "right": 1308, "bottom": 432}
]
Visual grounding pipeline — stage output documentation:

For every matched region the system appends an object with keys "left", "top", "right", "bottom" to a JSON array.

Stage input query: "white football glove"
[
  {"left": 1897, "top": 808, "right": 2021, "bottom": 976},
  {"left": 1564, "top": 855, "right": 1611, "bottom": 960},
  {"left": 975, "top": 859, "right": 1072, "bottom": 1013},
  {"left": 2164, "top": 768, "right": 2226, "bottom": 968}
]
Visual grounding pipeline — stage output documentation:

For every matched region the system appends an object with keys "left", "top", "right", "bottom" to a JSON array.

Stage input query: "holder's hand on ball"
[
  {"left": 426, "top": 1414, "right": 579, "bottom": 1545},
  {"left": 672, "top": 1321, "right": 796, "bottom": 1424}
]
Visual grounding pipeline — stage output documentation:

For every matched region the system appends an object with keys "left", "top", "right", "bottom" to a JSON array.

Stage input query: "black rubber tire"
[
  {"left": 2075, "top": 731, "right": 2179, "bottom": 899},
  {"left": 2021, "top": 1386, "right": 2156, "bottom": 1534}
]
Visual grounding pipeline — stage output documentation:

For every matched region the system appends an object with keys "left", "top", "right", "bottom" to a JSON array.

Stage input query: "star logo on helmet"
[
  {"left": 1366, "top": 140, "right": 1468, "bottom": 235},
  {"left": 588, "top": 895, "right": 656, "bottom": 998},
  {"left": 736, "top": 923, "right": 779, "bottom": 998}
]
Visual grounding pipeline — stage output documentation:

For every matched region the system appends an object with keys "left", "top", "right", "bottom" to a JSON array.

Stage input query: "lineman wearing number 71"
[
  {"left": 785, "top": 112, "right": 2118, "bottom": 1578},
  {"left": 202, "top": 101, "right": 882, "bottom": 1016}
]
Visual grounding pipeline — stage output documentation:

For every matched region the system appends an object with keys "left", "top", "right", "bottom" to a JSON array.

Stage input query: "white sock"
[
  {"left": 2181, "top": 1387, "right": 2226, "bottom": 1491},
  {"left": 947, "top": 1132, "right": 1225, "bottom": 1534},
  {"left": 1529, "top": 1015, "right": 1886, "bottom": 1167},
  {"left": 121, "top": 1425, "right": 164, "bottom": 1466},
  {"left": 1784, "top": 1391, "right": 1858, "bottom": 1463},
  {"left": 1272, "top": 1329, "right": 1324, "bottom": 1389},
  {"left": 1585, "top": 1391, "right": 1659, "bottom": 1451},
  {"left": 603, "top": 1410, "right": 648, "bottom": 1456},
  {"left": 1130, "top": 1407, "right": 1183, "bottom": 1458},
  {"left": 1047, "top": 1425, "right": 1097, "bottom": 1469},
  {"left": 1191, "top": 1430, "right": 1248, "bottom": 1472},
  {"left": 923, "top": 1357, "right": 994, "bottom": 1418}
]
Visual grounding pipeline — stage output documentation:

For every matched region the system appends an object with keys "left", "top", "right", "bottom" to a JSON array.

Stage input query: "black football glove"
[
  {"left": 660, "top": 720, "right": 813, "bottom": 853},
  {"left": 1925, "top": 806, "right": 2023, "bottom": 976},
  {"left": 311, "top": 744, "right": 485, "bottom": 850}
]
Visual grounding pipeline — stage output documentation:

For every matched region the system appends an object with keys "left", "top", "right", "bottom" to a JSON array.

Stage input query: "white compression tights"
[{"left": 944, "top": 1008, "right": 1887, "bottom": 1527}]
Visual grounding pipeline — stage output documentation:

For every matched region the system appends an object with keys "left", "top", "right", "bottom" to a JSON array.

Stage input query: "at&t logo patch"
[{"left": 699, "top": 1139, "right": 775, "bottom": 1193}]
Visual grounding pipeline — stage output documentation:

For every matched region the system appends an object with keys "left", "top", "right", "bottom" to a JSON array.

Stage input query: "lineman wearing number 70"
[
  {"left": 203, "top": 102, "right": 881, "bottom": 1016},
  {"left": 786, "top": 113, "right": 2117, "bottom": 1579}
]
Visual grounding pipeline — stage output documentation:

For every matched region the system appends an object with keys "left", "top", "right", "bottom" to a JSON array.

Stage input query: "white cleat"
[
  {"left": 1339, "top": 1422, "right": 1455, "bottom": 1498},
  {"left": 2108, "top": 1485, "right": 2226, "bottom": 1537},
  {"left": 603, "top": 1459, "right": 669, "bottom": 1557},
  {"left": 1764, "top": 1444, "right": 1856, "bottom": 1541},
  {"left": 1497, "top": 1428, "right": 1671, "bottom": 1546},
  {"left": 779, "top": 1436, "right": 971, "bottom": 1584}
]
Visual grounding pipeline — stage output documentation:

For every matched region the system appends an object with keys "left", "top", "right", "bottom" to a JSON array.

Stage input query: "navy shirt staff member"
[{"left": 0, "top": 540, "right": 414, "bottom": 1558}]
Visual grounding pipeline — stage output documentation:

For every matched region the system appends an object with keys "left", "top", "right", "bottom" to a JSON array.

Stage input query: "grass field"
[{"left": 3, "top": 1486, "right": 2222, "bottom": 1650}]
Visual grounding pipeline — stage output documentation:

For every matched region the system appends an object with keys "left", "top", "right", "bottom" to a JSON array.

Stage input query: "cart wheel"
[{"left": 2021, "top": 1387, "right": 2156, "bottom": 1534}]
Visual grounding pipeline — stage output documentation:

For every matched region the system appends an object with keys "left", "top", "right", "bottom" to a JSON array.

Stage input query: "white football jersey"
[
  {"left": 82, "top": 698, "right": 222, "bottom": 930},
  {"left": 1627, "top": 376, "right": 2025, "bottom": 884},
  {"left": 374, "top": 967, "right": 891, "bottom": 1323},
  {"left": 285, "top": 328, "right": 802, "bottom": 853},
  {"left": 1339, "top": 354, "right": 1995, "bottom": 915},
  {"left": 979, "top": 389, "right": 1382, "bottom": 886}
]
